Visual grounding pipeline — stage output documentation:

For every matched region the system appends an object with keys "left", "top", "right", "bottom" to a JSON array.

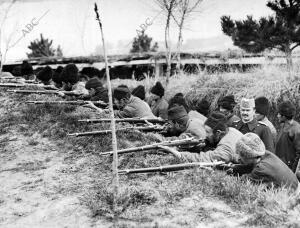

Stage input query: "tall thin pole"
[{"left": 94, "top": 2, "right": 119, "bottom": 220}]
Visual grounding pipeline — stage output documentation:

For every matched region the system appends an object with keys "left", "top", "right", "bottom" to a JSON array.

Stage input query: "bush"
[{"left": 81, "top": 182, "right": 159, "bottom": 218}]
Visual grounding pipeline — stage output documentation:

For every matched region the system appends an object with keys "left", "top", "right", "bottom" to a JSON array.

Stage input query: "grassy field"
[{"left": 0, "top": 65, "right": 299, "bottom": 227}]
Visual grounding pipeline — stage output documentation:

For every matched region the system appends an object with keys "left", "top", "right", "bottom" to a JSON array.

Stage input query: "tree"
[
  {"left": 130, "top": 31, "right": 158, "bottom": 53},
  {"left": 221, "top": 0, "right": 300, "bottom": 69},
  {"left": 172, "top": 0, "right": 203, "bottom": 73},
  {"left": 27, "top": 34, "right": 63, "bottom": 58},
  {"left": 155, "top": 0, "right": 178, "bottom": 84},
  {"left": 0, "top": 0, "right": 17, "bottom": 74}
]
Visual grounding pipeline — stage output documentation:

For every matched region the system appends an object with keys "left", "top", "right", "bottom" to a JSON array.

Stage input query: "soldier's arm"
[
  {"left": 114, "top": 106, "right": 134, "bottom": 118},
  {"left": 175, "top": 144, "right": 235, "bottom": 163}
]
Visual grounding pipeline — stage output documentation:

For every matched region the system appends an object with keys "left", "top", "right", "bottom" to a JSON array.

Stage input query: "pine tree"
[
  {"left": 130, "top": 31, "right": 158, "bottom": 53},
  {"left": 27, "top": 34, "right": 63, "bottom": 58},
  {"left": 221, "top": 0, "right": 300, "bottom": 67}
]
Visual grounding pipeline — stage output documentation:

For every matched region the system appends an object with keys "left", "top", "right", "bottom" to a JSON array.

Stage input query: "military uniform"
[
  {"left": 246, "top": 151, "right": 299, "bottom": 190},
  {"left": 275, "top": 120, "right": 300, "bottom": 172},
  {"left": 150, "top": 97, "right": 169, "bottom": 120},
  {"left": 259, "top": 117, "right": 277, "bottom": 144},
  {"left": 163, "top": 110, "right": 206, "bottom": 139},
  {"left": 176, "top": 127, "right": 243, "bottom": 163},
  {"left": 114, "top": 96, "right": 156, "bottom": 119},
  {"left": 180, "top": 117, "right": 206, "bottom": 140},
  {"left": 89, "top": 87, "right": 109, "bottom": 102},
  {"left": 232, "top": 119, "right": 274, "bottom": 152},
  {"left": 188, "top": 110, "right": 207, "bottom": 123}
]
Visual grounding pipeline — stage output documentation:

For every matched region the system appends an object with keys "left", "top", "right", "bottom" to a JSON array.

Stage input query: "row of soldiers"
[
  {"left": 7, "top": 61, "right": 300, "bottom": 192},
  {"left": 79, "top": 75, "right": 300, "bottom": 192}
]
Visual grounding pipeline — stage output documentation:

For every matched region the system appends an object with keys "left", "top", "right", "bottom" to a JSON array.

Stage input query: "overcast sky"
[{"left": 1, "top": 0, "right": 272, "bottom": 61}]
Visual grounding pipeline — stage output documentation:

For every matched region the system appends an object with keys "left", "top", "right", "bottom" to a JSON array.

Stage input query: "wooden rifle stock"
[
  {"left": 78, "top": 118, "right": 166, "bottom": 124},
  {"left": 0, "top": 79, "right": 37, "bottom": 84},
  {"left": 100, "top": 138, "right": 203, "bottom": 156},
  {"left": 0, "top": 83, "right": 55, "bottom": 89},
  {"left": 8, "top": 90, "right": 84, "bottom": 96},
  {"left": 118, "top": 161, "right": 225, "bottom": 174},
  {"left": 68, "top": 126, "right": 164, "bottom": 137},
  {"left": 8, "top": 89, "right": 59, "bottom": 94},
  {"left": 26, "top": 100, "right": 108, "bottom": 106}
]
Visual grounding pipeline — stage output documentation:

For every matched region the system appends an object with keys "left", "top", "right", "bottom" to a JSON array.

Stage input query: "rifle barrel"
[
  {"left": 26, "top": 100, "right": 107, "bottom": 105},
  {"left": 100, "top": 138, "right": 201, "bottom": 156},
  {"left": 0, "top": 83, "right": 58, "bottom": 89},
  {"left": 78, "top": 118, "right": 166, "bottom": 124},
  {"left": 9, "top": 89, "right": 97, "bottom": 97},
  {"left": 8, "top": 90, "right": 58, "bottom": 94},
  {"left": 0, "top": 79, "right": 36, "bottom": 83},
  {"left": 68, "top": 126, "right": 164, "bottom": 137},
  {"left": 0, "top": 83, "right": 24, "bottom": 87},
  {"left": 118, "top": 161, "right": 225, "bottom": 174}
]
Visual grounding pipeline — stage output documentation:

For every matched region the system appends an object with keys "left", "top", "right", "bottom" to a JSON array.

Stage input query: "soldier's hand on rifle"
[
  {"left": 57, "top": 91, "right": 65, "bottom": 97},
  {"left": 83, "top": 101, "right": 104, "bottom": 113},
  {"left": 160, "top": 122, "right": 172, "bottom": 135},
  {"left": 143, "top": 119, "right": 154, "bottom": 126}
]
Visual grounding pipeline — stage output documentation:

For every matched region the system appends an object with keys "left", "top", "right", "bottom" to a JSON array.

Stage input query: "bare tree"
[
  {"left": 172, "top": 0, "right": 203, "bottom": 74},
  {"left": 154, "top": 0, "right": 178, "bottom": 84},
  {"left": 0, "top": 0, "right": 17, "bottom": 74}
]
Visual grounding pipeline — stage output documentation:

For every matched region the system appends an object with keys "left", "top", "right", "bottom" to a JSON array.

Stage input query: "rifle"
[
  {"left": 216, "top": 163, "right": 254, "bottom": 175},
  {"left": 100, "top": 137, "right": 203, "bottom": 156},
  {"left": 68, "top": 125, "right": 164, "bottom": 137},
  {"left": 78, "top": 118, "right": 166, "bottom": 124},
  {"left": 0, "top": 83, "right": 56, "bottom": 89},
  {"left": 8, "top": 89, "right": 82, "bottom": 96},
  {"left": 8, "top": 89, "right": 60, "bottom": 95},
  {"left": 0, "top": 79, "right": 37, "bottom": 84},
  {"left": 118, "top": 161, "right": 225, "bottom": 174},
  {"left": 26, "top": 100, "right": 108, "bottom": 106},
  {"left": 0, "top": 83, "right": 27, "bottom": 87}
]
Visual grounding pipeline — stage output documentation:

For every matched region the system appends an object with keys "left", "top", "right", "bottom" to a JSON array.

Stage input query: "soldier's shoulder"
[
  {"left": 256, "top": 121, "right": 272, "bottom": 132},
  {"left": 258, "top": 121, "right": 267, "bottom": 127},
  {"left": 232, "top": 119, "right": 241, "bottom": 124}
]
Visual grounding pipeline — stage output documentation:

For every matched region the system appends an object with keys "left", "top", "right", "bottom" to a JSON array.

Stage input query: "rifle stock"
[
  {"left": 100, "top": 138, "right": 203, "bottom": 156},
  {"left": 0, "top": 83, "right": 54, "bottom": 88},
  {"left": 118, "top": 161, "right": 225, "bottom": 174},
  {"left": 0, "top": 83, "right": 26, "bottom": 87},
  {"left": 68, "top": 126, "right": 164, "bottom": 137},
  {"left": 0, "top": 79, "right": 37, "bottom": 84},
  {"left": 26, "top": 100, "right": 108, "bottom": 106},
  {"left": 8, "top": 89, "right": 59, "bottom": 94},
  {"left": 78, "top": 118, "right": 166, "bottom": 124},
  {"left": 8, "top": 89, "right": 86, "bottom": 96}
]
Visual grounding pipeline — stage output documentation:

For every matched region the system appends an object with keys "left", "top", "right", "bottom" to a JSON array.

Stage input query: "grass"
[{"left": 1, "top": 65, "right": 300, "bottom": 227}]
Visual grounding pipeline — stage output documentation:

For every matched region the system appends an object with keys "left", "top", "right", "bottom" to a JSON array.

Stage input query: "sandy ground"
[{"left": 0, "top": 131, "right": 93, "bottom": 228}]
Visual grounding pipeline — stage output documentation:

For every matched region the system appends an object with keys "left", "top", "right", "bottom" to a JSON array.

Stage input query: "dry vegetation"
[{"left": 0, "top": 65, "right": 300, "bottom": 227}]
